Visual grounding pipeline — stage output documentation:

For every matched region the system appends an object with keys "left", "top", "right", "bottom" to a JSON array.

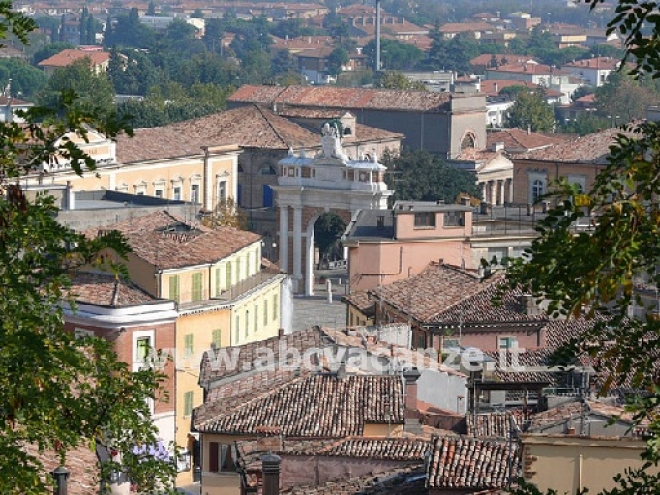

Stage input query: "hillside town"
[{"left": 1, "top": 0, "right": 659, "bottom": 494}]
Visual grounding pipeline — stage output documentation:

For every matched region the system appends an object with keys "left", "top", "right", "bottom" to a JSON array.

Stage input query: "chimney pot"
[{"left": 261, "top": 454, "right": 281, "bottom": 495}]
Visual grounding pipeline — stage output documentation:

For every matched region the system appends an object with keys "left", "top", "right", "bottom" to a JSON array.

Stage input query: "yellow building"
[
  {"left": 28, "top": 128, "right": 240, "bottom": 212},
  {"left": 89, "top": 210, "right": 285, "bottom": 486}
]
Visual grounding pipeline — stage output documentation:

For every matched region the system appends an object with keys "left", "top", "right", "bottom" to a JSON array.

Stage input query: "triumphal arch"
[{"left": 273, "top": 122, "right": 393, "bottom": 295}]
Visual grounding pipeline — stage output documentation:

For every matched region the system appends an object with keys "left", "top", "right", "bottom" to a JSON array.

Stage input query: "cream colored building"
[
  {"left": 90, "top": 211, "right": 286, "bottom": 486},
  {"left": 521, "top": 434, "right": 657, "bottom": 494},
  {"left": 28, "top": 128, "right": 240, "bottom": 212}
]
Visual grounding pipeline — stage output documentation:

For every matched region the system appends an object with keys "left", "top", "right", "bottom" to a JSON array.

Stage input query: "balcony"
[{"left": 177, "top": 268, "right": 283, "bottom": 311}]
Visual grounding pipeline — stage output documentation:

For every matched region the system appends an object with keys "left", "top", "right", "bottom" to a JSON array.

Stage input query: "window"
[
  {"left": 133, "top": 330, "right": 155, "bottom": 372},
  {"left": 273, "top": 293, "right": 279, "bottom": 320},
  {"left": 191, "top": 184, "right": 200, "bottom": 204},
  {"left": 416, "top": 333, "right": 426, "bottom": 349},
  {"left": 184, "top": 391, "right": 194, "bottom": 417},
  {"left": 235, "top": 315, "right": 240, "bottom": 343},
  {"left": 74, "top": 328, "right": 94, "bottom": 340},
  {"left": 488, "top": 247, "right": 508, "bottom": 265},
  {"left": 168, "top": 275, "right": 180, "bottom": 303},
  {"left": 414, "top": 212, "right": 436, "bottom": 228},
  {"left": 217, "top": 181, "right": 227, "bottom": 203},
  {"left": 263, "top": 301, "right": 268, "bottom": 326},
  {"left": 155, "top": 189, "right": 163, "bottom": 198},
  {"left": 211, "top": 329, "right": 222, "bottom": 348},
  {"left": 245, "top": 310, "right": 250, "bottom": 337},
  {"left": 444, "top": 211, "right": 465, "bottom": 227},
  {"left": 498, "top": 336, "right": 517, "bottom": 350},
  {"left": 531, "top": 179, "right": 545, "bottom": 203},
  {"left": 173, "top": 186, "right": 182, "bottom": 201},
  {"left": 225, "top": 262, "right": 232, "bottom": 290},
  {"left": 209, "top": 442, "right": 237, "bottom": 472},
  {"left": 215, "top": 268, "right": 222, "bottom": 297},
  {"left": 184, "top": 334, "right": 194, "bottom": 357},
  {"left": 192, "top": 272, "right": 203, "bottom": 301}
]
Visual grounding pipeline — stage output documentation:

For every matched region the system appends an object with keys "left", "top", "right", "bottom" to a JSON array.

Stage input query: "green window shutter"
[
  {"left": 184, "top": 391, "right": 193, "bottom": 416},
  {"left": 215, "top": 268, "right": 221, "bottom": 297},
  {"left": 211, "top": 329, "right": 222, "bottom": 348},
  {"left": 168, "top": 275, "right": 180, "bottom": 302},
  {"left": 184, "top": 334, "right": 194, "bottom": 356},
  {"left": 273, "top": 293, "right": 278, "bottom": 320},
  {"left": 192, "top": 273, "right": 203, "bottom": 301},
  {"left": 226, "top": 262, "right": 232, "bottom": 290},
  {"left": 263, "top": 301, "right": 268, "bottom": 326}
]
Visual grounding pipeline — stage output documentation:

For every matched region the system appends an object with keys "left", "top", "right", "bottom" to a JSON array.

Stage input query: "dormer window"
[{"left": 343, "top": 127, "right": 352, "bottom": 136}]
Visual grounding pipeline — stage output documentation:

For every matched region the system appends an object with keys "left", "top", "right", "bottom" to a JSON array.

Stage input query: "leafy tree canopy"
[
  {"left": 506, "top": 88, "right": 556, "bottom": 132},
  {"left": 0, "top": 4, "right": 176, "bottom": 493},
  {"left": 32, "top": 41, "right": 75, "bottom": 65},
  {"left": 383, "top": 149, "right": 481, "bottom": 204},
  {"left": 362, "top": 38, "right": 425, "bottom": 71},
  {"left": 0, "top": 57, "right": 47, "bottom": 99},
  {"left": 375, "top": 71, "right": 427, "bottom": 91}
]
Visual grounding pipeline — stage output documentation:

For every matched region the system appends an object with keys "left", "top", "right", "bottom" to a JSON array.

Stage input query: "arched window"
[
  {"left": 343, "top": 127, "right": 352, "bottom": 136},
  {"left": 260, "top": 165, "right": 277, "bottom": 175},
  {"left": 461, "top": 132, "right": 476, "bottom": 151}
]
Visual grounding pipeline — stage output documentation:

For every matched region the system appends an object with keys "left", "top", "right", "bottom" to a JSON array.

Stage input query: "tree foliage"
[
  {"left": 36, "top": 58, "right": 116, "bottom": 116},
  {"left": 362, "top": 38, "right": 425, "bottom": 71},
  {"left": 594, "top": 70, "right": 660, "bottom": 122},
  {"left": 506, "top": 88, "right": 556, "bottom": 132},
  {"left": 0, "top": 6, "right": 176, "bottom": 493},
  {"left": 505, "top": 0, "right": 660, "bottom": 491},
  {"left": 383, "top": 149, "right": 480, "bottom": 203},
  {"left": 374, "top": 71, "right": 427, "bottom": 91},
  {"left": 314, "top": 213, "right": 346, "bottom": 260},
  {"left": 0, "top": 57, "right": 47, "bottom": 99}
]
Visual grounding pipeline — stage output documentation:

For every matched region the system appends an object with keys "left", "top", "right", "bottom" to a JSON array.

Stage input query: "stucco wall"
[{"left": 417, "top": 369, "right": 467, "bottom": 413}]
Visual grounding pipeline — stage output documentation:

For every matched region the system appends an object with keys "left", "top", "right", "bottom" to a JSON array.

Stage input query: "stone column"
[
  {"left": 481, "top": 182, "right": 487, "bottom": 204},
  {"left": 279, "top": 206, "right": 289, "bottom": 273},
  {"left": 292, "top": 206, "right": 303, "bottom": 283},
  {"left": 508, "top": 178, "right": 514, "bottom": 203},
  {"left": 490, "top": 181, "right": 497, "bottom": 206},
  {"left": 499, "top": 179, "right": 505, "bottom": 206}
]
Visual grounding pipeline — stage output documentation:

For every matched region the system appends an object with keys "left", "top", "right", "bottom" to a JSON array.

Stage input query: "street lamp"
[{"left": 51, "top": 466, "right": 69, "bottom": 495}]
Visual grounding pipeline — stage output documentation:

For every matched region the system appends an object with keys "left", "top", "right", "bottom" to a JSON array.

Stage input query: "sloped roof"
[
  {"left": 517, "top": 127, "right": 626, "bottom": 163},
  {"left": 486, "top": 128, "right": 571, "bottom": 152},
  {"left": 116, "top": 105, "right": 319, "bottom": 163},
  {"left": 371, "top": 263, "right": 493, "bottom": 324},
  {"left": 68, "top": 272, "right": 159, "bottom": 307},
  {"left": 439, "top": 21, "right": 495, "bottom": 33},
  {"left": 229, "top": 84, "right": 451, "bottom": 112},
  {"left": 38, "top": 48, "right": 109, "bottom": 68},
  {"left": 87, "top": 211, "right": 261, "bottom": 270},
  {"left": 193, "top": 373, "right": 405, "bottom": 437},
  {"left": 199, "top": 327, "right": 327, "bottom": 387},
  {"left": 427, "top": 435, "right": 518, "bottom": 489}
]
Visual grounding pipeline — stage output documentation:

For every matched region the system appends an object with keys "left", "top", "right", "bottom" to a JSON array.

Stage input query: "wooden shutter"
[{"left": 208, "top": 442, "right": 219, "bottom": 472}]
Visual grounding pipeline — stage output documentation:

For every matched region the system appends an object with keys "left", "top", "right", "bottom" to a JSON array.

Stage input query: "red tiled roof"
[
  {"left": 116, "top": 105, "right": 319, "bottom": 163},
  {"left": 563, "top": 56, "right": 620, "bottom": 70},
  {"left": 372, "top": 263, "right": 488, "bottom": 323},
  {"left": 517, "top": 127, "right": 628, "bottom": 163},
  {"left": 439, "top": 22, "right": 495, "bottom": 33},
  {"left": 427, "top": 435, "right": 517, "bottom": 489},
  {"left": 343, "top": 290, "right": 374, "bottom": 313},
  {"left": 68, "top": 271, "right": 159, "bottom": 306},
  {"left": 193, "top": 374, "right": 405, "bottom": 437},
  {"left": 199, "top": 327, "right": 327, "bottom": 387},
  {"left": 486, "top": 128, "right": 572, "bottom": 152},
  {"left": 24, "top": 444, "right": 98, "bottom": 495},
  {"left": 467, "top": 411, "right": 525, "bottom": 439},
  {"left": 282, "top": 467, "right": 426, "bottom": 494},
  {"left": 86, "top": 211, "right": 261, "bottom": 270},
  {"left": 38, "top": 48, "right": 109, "bottom": 68},
  {"left": 229, "top": 84, "right": 451, "bottom": 112}
]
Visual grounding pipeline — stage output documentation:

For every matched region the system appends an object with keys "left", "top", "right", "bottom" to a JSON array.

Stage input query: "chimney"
[
  {"left": 261, "top": 454, "right": 281, "bottom": 495},
  {"left": 64, "top": 181, "right": 75, "bottom": 211},
  {"left": 492, "top": 141, "right": 504, "bottom": 152},
  {"left": 403, "top": 368, "right": 421, "bottom": 414}
]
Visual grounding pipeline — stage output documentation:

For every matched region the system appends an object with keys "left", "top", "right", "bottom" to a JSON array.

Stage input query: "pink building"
[{"left": 343, "top": 201, "right": 473, "bottom": 293}]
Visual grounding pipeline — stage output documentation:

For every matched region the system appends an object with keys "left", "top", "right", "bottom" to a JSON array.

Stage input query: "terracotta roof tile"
[
  {"left": 517, "top": 127, "right": 630, "bottom": 163},
  {"left": 24, "top": 444, "right": 98, "bottom": 495},
  {"left": 37, "top": 48, "right": 109, "bottom": 68},
  {"left": 199, "top": 327, "right": 327, "bottom": 387},
  {"left": 372, "top": 263, "right": 488, "bottom": 323},
  {"left": 86, "top": 211, "right": 260, "bottom": 270},
  {"left": 193, "top": 374, "right": 405, "bottom": 437},
  {"left": 116, "top": 105, "right": 319, "bottom": 163},
  {"left": 486, "top": 128, "right": 572, "bottom": 152},
  {"left": 468, "top": 411, "right": 524, "bottom": 439},
  {"left": 229, "top": 84, "right": 451, "bottom": 112},
  {"left": 68, "top": 271, "right": 159, "bottom": 306},
  {"left": 427, "top": 435, "right": 517, "bottom": 489},
  {"left": 282, "top": 467, "right": 426, "bottom": 494}
]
